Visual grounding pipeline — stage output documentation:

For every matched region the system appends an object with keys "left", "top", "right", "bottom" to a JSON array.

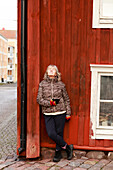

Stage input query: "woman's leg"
[
  {"left": 54, "top": 113, "right": 66, "bottom": 151},
  {"left": 54, "top": 114, "right": 73, "bottom": 160},
  {"left": 44, "top": 114, "right": 66, "bottom": 148}
]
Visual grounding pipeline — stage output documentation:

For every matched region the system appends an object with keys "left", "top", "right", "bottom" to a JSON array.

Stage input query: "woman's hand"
[
  {"left": 50, "top": 99, "right": 56, "bottom": 106},
  {"left": 66, "top": 115, "right": 71, "bottom": 121}
]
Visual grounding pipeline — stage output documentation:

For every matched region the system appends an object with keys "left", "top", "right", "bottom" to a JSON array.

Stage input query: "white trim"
[
  {"left": 100, "top": 100, "right": 113, "bottom": 102},
  {"left": 93, "top": 0, "right": 113, "bottom": 28},
  {"left": 90, "top": 64, "right": 113, "bottom": 139}
]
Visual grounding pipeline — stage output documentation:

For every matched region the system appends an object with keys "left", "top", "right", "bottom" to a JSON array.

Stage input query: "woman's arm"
[
  {"left": 37, "top": 83, "right": 50, "bottom": 107},
  {"left": 62, "top": 85, "right": 71, "bottom": 116}
]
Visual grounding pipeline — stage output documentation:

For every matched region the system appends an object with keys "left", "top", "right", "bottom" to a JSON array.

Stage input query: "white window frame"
[
  {"left": 90, "top": 64, "right": 113, "bottom": 139},
  {"left": 93, "top": 0, "right": 113, "bottom": 28}
]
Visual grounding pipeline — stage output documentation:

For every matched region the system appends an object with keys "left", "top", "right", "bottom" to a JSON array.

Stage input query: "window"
[
  {"left": 93, "top": 0, "right": 113, "bottom": 28},
  {"left": 90, "top": 65, "right": 113, "bottom": 139},
  {"left": 10, "top": 47, "right": 13, "bottom": 56}
]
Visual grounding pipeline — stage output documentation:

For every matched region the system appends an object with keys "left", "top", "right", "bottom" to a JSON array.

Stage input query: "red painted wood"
[
  {"left": 26, "top": 0, "right": 40, "bottom": 158},
  {"left": 50, "top": 0, "right": 57, "bottom": 64},
  {"left": 100, "top": 29, "right": 110, "bottom": 64},
  {"left": 104, "top": 140, "right": 110, "bottom": 147},
  {"left": 77, "top": 0, "right": 87, "bottom": 146},
  {"left": 39, "top": 0, "right": 113, "bottom": 150},
  {"left": 41, "top": 143, "right": 113, "bottom": 152},
  {"left": 88, "top": 0, "right": 96, "bottom": 147}
]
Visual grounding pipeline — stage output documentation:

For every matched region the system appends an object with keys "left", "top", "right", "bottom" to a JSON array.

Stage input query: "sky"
[{"left": 0, "top": 0, "right": 17, "bottom": 30}]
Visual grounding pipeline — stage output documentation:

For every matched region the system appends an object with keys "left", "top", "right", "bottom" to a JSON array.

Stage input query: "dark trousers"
[{"left": 44, "top": 113, "right": 66, "bottom": 151}]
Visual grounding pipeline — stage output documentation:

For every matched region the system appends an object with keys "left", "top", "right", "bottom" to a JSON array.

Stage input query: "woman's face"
[{"left": 47, "top": 66, "right": 57, "bottom": 78}]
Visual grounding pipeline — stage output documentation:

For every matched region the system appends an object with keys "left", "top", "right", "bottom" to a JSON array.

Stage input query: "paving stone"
[
  {"left": 69, "top": 161, "right": 81, "bottom": 167},
  {"left": 73, "top": 168, "right": 87, "bottom": 170},
  {"left": 86, "top": 151, "right": 105, "bottom": 159},
  {"left": 4, "top": 167, "right": 16, "bottom": 170},
  {"left": 26, "top": 163, "right": 40, "bottom": 169},
  {"left": 93, "top": 159, "right": 110, "bottom": 168},
  {"left": 84, "top": 159, "right": 99, "bottom": 165},
  {"left": 0, "top": 161, "right": 16, "bottom": 169},
  {"left": 60, "top": 165, "right": 73, "bottom": 170},
  {"left": 79, "top": 163, "right": 92, "bottom": 169},
  {"left": 99, "top": 159, "right": 110, "bottom": 164},
  {"left": 88, "top": 166, "right": 101, "bottom": 170},
  {"left": 56, "top": 160, "right": 69, "bottom": 167},
  {"left": 45, "top": 162, "right": 56, "bottom": 166},
  {"left": 74, "top": 150, "right": 86, "bottom": 159},
  {"left": 49, "top": 166, "right": 61, "bottom": 170},
  {"left": 38, "top": 159, "right": 51, "bottom": 164},
  {"left": 8, "top": 161, "right": 26, "bottom": 168},
  {"left": 102, "top": 160, "right": 113, "bottom": 170},
  {"left": 37, "top": 165, "right": 53, "bottom": 170},
  {"left": 0, "top": 159, "right": 5, "bottom": 164},
  {"left": 15, "top": 163, "right": 32, "bottom": 170}
]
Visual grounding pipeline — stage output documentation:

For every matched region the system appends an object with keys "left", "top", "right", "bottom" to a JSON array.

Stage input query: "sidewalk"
[{"left": 0, "top": 153, "right": 113, "bottom": 170}]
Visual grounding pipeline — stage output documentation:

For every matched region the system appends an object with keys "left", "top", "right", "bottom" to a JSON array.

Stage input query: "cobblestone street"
[
  {"left": 0, "top": 83, "right": 17, "bottom": 160},
  {"left": 1, "top": 155, "right": 113, "bottom": 170}
]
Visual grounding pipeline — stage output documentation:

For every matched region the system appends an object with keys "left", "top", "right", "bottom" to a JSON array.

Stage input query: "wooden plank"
[
  {"left": 96, "top": 140, "right": 104, "bottom": 147},
  {"left": 100, "top": 29, "right": 110, "bottom": 64},
  {"left": 50, "top": 0, "right": 57, "bottom": 65},
  {"left": 104, "top": 140, "right": 110, "bottom": 147},
  {"left": 109, "top": 29, "right": 113, "bottom": 63},
  {"left": 64, "top": 0, "right": 71, "bottom": 144},
  {"left": 96, "top": 29, "right": 100, "bottom": 64},
  {"left": 88, "top": 0, "right": 96, "bottom": 147},
  {"left": 70, "top": 0, "right": 80, "bottom": 146},
  {"left": 56, "top": 0, "right": 65, "bottom": 76},
  {"left": 77, "top": 0, "right": 87, "bottom": 146},
  {"left": 83, "top": 0, "right": 90, "bottom": 147},
  {"left": 26, "top": 0, "right": 40, "bottom": 158},
  {"left": 40, "top": 0, "right": 51, "bottom": 79}
]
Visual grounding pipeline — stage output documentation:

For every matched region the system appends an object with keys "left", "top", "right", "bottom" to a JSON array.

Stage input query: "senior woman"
[{"left": 37, "top": 65, "right": 73, "bottom": 162}]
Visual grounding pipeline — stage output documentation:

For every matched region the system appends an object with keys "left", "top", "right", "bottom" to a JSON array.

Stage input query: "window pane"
[
  {"left": 102, "top": 0, "right": 113, "bottom": 17},
  {"left": 99, "top": 102, "right": 113, "bottom": 126},
  {"left": 100, "top": 76, "right": 113, "bottom": 100}
]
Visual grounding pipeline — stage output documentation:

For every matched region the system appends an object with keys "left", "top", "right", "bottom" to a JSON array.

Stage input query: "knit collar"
[{"left": 46, "top": 75, "right": 58, "bottom": 83}]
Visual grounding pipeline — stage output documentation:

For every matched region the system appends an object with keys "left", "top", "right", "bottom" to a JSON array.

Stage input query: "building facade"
[
  {"left": 0, "top": 30, "right": 17, "bottom": 83},
  {"left": 17, "top": 0, "right": 113, "bottom": 158},
  {"left": 0, "top": 34, "right": 8, "bottom": 83}
]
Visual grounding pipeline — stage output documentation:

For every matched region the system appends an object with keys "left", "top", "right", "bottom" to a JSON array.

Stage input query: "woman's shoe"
[
  {"left": 65, "top": 144, "right": 73, "bottom": 160},
  {"left": 53, "top": 150, "right": 62, "bottom": 162}
]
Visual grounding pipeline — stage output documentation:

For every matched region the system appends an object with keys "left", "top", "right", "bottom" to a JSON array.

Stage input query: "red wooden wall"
[
  {"left": 17, "top": 0, "right": 113, "bottom": 158},
  {"left": 40, "top": 0, "right": 113, "bottom": 150}
]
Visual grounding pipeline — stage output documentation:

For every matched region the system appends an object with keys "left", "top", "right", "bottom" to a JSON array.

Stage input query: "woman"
[{"left": 37, "top": 65, "right": 73, "bottom": 162}]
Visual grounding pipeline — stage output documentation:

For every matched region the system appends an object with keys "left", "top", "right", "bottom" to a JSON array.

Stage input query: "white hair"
[{"left": 44, "top": 65, "right": 61, "bottom": 81}]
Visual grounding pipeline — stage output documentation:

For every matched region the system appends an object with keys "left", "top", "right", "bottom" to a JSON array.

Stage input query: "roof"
[{"left": 0, "top": 30, "right": 17, "bottom": 39}]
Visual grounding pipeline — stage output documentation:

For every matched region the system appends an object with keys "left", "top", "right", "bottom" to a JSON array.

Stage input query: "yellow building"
[
  {"left": 8, "top": 40, "right": 17, "bottom": 82},
  {"left": 0, "top": 34, "right": 8, "bottom": 83},
  {"left": 0, "top": 30, "right": 17, "bottom": 83}
]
